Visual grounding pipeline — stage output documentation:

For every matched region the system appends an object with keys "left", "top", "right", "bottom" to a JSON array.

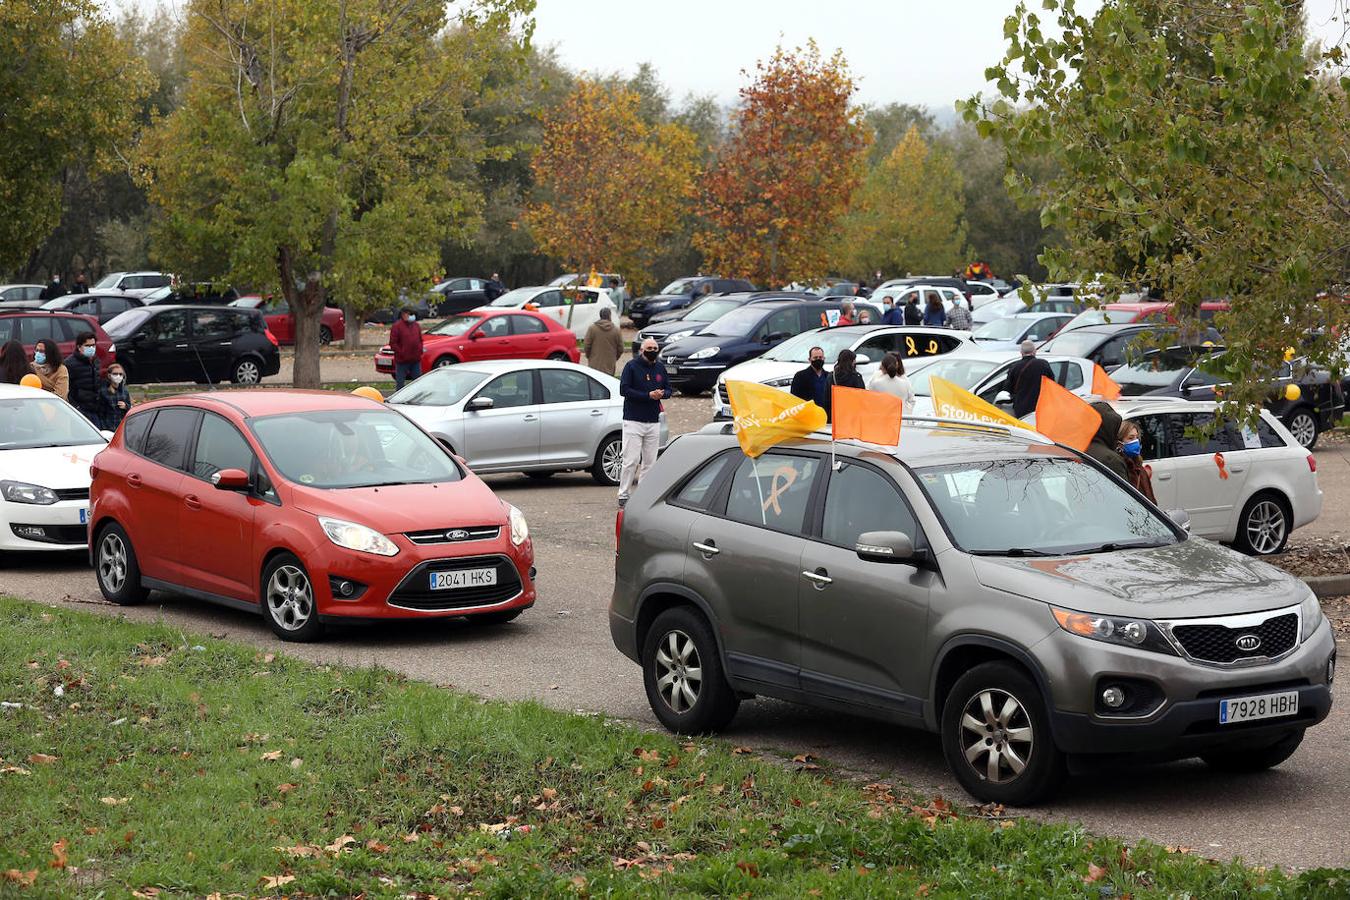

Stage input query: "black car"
[
  {"left": 627, "top": 276, "right": 756, "bottom": 328},
  {"left": 104, "top": 305, "right": 281, "bottom": 385},
  {"left": 142, "top": 283, "right": 241, "bottom": 306},
  {"left": 366, "top": 293, "right": 434, "bottom": 325},
  {"left": 40, "top": 292, "right": 145, "bottom": 324},
  {"left": 659, "top": 298, "right": 880, "bottom": 396},
  {"left": 428, "top": 277, "right": 495, "bottom": 316},
  {"left": 633, "top": 292, "right": 817, "bottom": 355},
  {"left": 1111, "top": 346, "right": 1343, "bottom": 449},
  {"left": 1038, "top": 322, "right": 1222, "bottom": 371}
]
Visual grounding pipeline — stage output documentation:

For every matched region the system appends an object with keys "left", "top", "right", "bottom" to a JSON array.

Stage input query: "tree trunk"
[
  {"left": 277, "top": 246, "right": 324, "bottom": 389},
  {"left": 342, "top": 301, "right": 361, "bottom": 350}
]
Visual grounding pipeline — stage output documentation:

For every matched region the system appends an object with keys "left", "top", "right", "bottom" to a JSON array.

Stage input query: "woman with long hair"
[
  {"left": 867, "top": 351, "right": 916, "bottom": 414},
  {"left": 31, "top": 338, "right": 68, "bottom": 399},
  {"left": 822, "top": 347, "right": 866, "bottom": 421},
  {"left": 0, "top": 340, "right": 29, "bottom": 384}
]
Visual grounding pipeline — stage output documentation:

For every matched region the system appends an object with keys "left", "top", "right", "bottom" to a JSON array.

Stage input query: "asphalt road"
[{"left": 3, "top": 396, "right": 1348, "bottom": 871}]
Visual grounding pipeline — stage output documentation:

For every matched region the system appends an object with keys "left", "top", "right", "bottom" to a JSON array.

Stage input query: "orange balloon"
[
  {"left": 19, "top": 373, "right": 42, "bottom": 389},
  {"left": 351, "top": 385, "right": 384, "bottom": 402}
]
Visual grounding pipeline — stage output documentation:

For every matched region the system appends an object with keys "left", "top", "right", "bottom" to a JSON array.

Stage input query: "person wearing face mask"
[
  {"left": 65, "top": 331, "right": 102, "bottom": 423},
  {"left": 789, "top": 345, "right": 831, "bottom": 409},
  {"left": 388, "top": 306, "right": 425, "bottom": 390},
  {"left": 98, "top": 363, "right": 133, "bottom": 431},
  {"left": 39, "top": 273, "right": 66, "bottom": 301},
  {"left": 617, "top": 338, "right": 670, "bottom": 507},
  {"left": 880, "top": 294, "right": 904, "bottom": 326},
  {"left": 1118, "top": 420, "right": 1156, "bottom": 503},
  {"left": 31, "top": 338, "right": 69, "bottom": 400}
]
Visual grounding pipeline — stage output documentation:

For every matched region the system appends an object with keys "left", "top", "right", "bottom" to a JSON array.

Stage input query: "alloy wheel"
[
  {"left": 653, "top": 629, "right": 702, "bottom": 714},
  {"left": 98, "top": 532, "right": 127, "bottom": 593},
  {"left": 319, "top": 327, "right": 333, "bottom": 345},
  {"left": 602, "top": 438, "right": 623, "bottom": 483},
  {"left": 235, "top": 360, "right": 261, "bottom": 384},
  {"left": 435, "top": 356, "right": 456, "bottom": 368},
  {"left": 266, "top": 564, "right": 314, "bottom": 632},
  {"left": 959, "top": 688, "right": 1034, "bottom": 784},
  {"left": 1288, "top": 412, "right": 1317, "bottom": 448},
  {"left": 1245, "top": 499, "right": 1287, "bottom": 555}
]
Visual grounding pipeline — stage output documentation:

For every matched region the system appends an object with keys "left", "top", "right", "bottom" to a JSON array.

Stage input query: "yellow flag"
[
  {"left": 927, "top": 376, "right": 1027, "bottom": 429},
  {"left": 726, "top": 380, "right": 827, "bottom": 458}
]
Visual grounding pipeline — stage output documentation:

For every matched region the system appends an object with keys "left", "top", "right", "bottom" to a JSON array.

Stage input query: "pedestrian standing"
[
  {"left": 0, "top": 340, "right": 29, "bottom": 384},
  {"left": 388, "top": 307, "right": 424, "bottom": 390},
  {"left": 608, "top": 276, "right": 626, "bottom": 311},
  {"left": 1118, "top": 420, "right": 1156, "bottom": 502},
  {"left": 947, "top": 296, "right": 973, "bottom": 331},
  {"left": 485, "top": 273, "right": 507, "bottom": 301},
  {"left": 617, "top": 338, "right": 670, "bottom": 506},
  {"left": 837, "top": 302, "right": 856, "bottom": 326},
  {"left": 903, "top": 294, "right": 923, "bottom": 325},
  {"left": 790, "top": 345, "right": 830, "bottom": 409},
  {"left": 97, "top": 362, "right": 133, "bottom": 432},
  {"left": 65, "top": 332, "right": 102, "bottom": 423},
  {"left": 39, "top": 274, "right": 65, "bottom": 301},
  {"left": 1086, "top": 401, "right": 1129, "bottom": 479},
  {"left": 879, "top": 295, "right": 904, "bottom": 326},
  {"left": 1004, "top": 340, "right": 1055, "bottom": 417},
  {"left": 868, "top": 351, "right": 916, "bottom": 414},
  {"left": 822, "top": 348, "right": 865, "bottom": 422},
  {"left": 72, "top": 272, "right": 90, "bottom": 294},
  {"left": 921, "top": 294, "right": 947, "bottom": 327},
  {"left": 31, "top": 339, "right": 68, "bottom": 399},
  {"left": 584, "top": 307, "right": 624, "bottom": 375}
]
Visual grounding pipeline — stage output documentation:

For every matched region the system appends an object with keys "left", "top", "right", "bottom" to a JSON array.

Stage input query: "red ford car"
[
  {"left": 374, "top": 309, "right": 579, "bottom": 375},
  {"left": 230, "top": 295, "right": 346, "bottom": 345},
  {"left": 88, "top": 390, "right": 535, "bottom": 641},
  {"left": 0, "top": 310, "right": 116, "bottom": 368}
]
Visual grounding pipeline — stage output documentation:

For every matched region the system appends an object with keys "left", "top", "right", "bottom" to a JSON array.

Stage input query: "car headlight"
[
  {"left": 1301, "top": 591, "right": 1325, "bottom": 642},
  {"left": 508, "top": 505, "right": 529, "bottom": 546},
  {"left": 648, "top": 300, "right": 671, "bottom": 308},
  {"left": 0, "top": 480, "right": 57, "bottom": 505},
  {"left": 765, "top": 377, "right": 793, "bottom": 388},
  {"left": 688, "top": 346, "right": 720, "bottom": 361},
  {"left": 1051, "top": 606, "right": 1176, "bottom": 655},
  {"left": 317, "top": 516, "right": 399, "bottom": 556}
]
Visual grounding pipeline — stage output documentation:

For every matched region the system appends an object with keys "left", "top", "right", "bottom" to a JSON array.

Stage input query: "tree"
[
  {"left": 695, "top": 43, "right": 869, "bottom": 287},
  {"left": 144, "top": 0, "right": 531, "bottom": 388},
  {"left": 0, "top": 0, "right": 151, "bottom": 276},
  {"left": 523, "top": 80, "right": 699, "bottom": 293},
  {"left": 965, "top": 0, "right": 1350, "bottom": 418},
  {"left": 841, "top": 126, "right": 969, "bottom": 278},
  {"left": 863, "top": 102, "right": 935, "bottom": 167}
]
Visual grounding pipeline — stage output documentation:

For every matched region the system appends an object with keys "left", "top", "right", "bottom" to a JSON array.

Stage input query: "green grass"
[{"left": 1, "top": 597, "right": 1346, "bottom": 898}]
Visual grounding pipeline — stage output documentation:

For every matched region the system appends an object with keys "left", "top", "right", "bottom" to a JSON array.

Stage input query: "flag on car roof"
[
  {"left": 927, "top": 376, "right": 1026, "bottom": 429},
  {"left": 830, "top": 385, "right": 902, "bottom": 446},
  {"left": 1091, "top": 363, "right": 1122, "bottom": 401},
  {"left": 1034, "top": 376, "right": 1101, "bottom": 452},
  {"left": 726, "top": 380, "right": 827, "bottom": 458}
]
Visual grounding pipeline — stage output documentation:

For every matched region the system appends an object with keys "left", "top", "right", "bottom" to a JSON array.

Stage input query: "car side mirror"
[
  {"left": 994, "top": 390, "right": 1012, "bottom": 405},
  {"left": 211, "top": 468, "right": 251, "bottom": 491},
  {"left": 468, "top": 331, "right": 482, "bottom": 340},
  {"left": 1167, "top": 508, "right": 1192, "bottom": 533},
  {"left": 855, "top": 530, "right": 928, "bottom": 566},
  {"left": 467, "top": 396, "right": 494, "bottom": 411},
  {"left": 854, "top": 353, "right": 871, "bottom": 366}
]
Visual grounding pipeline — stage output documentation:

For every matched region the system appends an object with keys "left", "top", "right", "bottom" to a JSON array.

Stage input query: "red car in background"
[
  {"left": 0, "top": 310, "right": 117, "bottom": 368},
  {"left": 229, "top": 295, "right": 346, "bottom": 345},
  {"left": 374, "top": 309, "right": 579, "bottom": 375},
  {"left": 1061, "top": 300, "right": 1231, "bottom": 332}
]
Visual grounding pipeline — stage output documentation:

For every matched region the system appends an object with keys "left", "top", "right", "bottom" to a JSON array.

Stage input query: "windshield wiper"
[
  {"left": 969, "top": 548, "right": 1056, "bottom": 557},
  {"left": 1071, "top": 540, "right": 1171, "bottom": 554}
]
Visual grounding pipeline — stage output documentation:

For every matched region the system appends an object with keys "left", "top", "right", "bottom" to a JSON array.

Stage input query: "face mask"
[
  {"left": 642, "top": 350, "right": 658, "bottom": 362},
  {"left": 81, "top": 345, "right": 96, "bottom": 358},
  {"left": 810, "top": 358, "right": 825, "bottom": 370},
  {"left": 405, "top": 314, "right": 415, "bottom": 323},
  {"left": 34, "top": 351, "right": 46, "bottom": 365},
  {"left": 1122, "top": 439, "right": 1142, "bottom": 457},
  {"left": 110, "top": 373, "right": 124, "bottom": 384}
]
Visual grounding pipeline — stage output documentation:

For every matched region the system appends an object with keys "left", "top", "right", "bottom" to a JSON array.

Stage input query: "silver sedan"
[{"left": 389, "top": 360, "right": 668, "bottom": 485}]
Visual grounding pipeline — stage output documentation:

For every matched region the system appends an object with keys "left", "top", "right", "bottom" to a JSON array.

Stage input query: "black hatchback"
[
  {"left": 104, "top": 305, "right": 281, "bottom": 385},
  {"left": 627, "top": 276, "right": 757, "bottom": 328}
]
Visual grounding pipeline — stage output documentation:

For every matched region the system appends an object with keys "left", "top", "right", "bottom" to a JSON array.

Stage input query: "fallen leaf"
[
  {"left": 3, "top": 869, "right": 37, "bottom": 886},
  {"left": 27, "top": 754, "right": 58, "bottom": 765},
  {"left": 731, "top": 746, "right": 752, "bottom": 755},
  {"left": 735, "top": 861, "right": 760, "bottom": 878},
  {"left": 83, "top": 827, "right": 100, "bottom": 835},
  {"left": 131, "top": 889, "right": 160, "bottom": 899},
  {"left": 449, "top": 805, "right": 464, "bottom": 816},
  {"left": 541, "top": 787, "right": 557, "bottom": 800},
  {"left": 260, "top": 750, "right": 283, "bottom": 761},
  {"left": 1, "top": 765, "right": 31, "bottom": 776},
  {"left": 99, "top": 797, "right": 129, "bottom": 806},
  {"left": 289, "top": 758, "right": 302, "bottom": 769},
  {"left": 275, "top": 845, "right": 320, "bottom": 859},
  {"left": 1084, "top": 863, "right": 1108, "bottom": 884},
  {"left": 260, "top": 874, "right": 295, "bottom": 889},
  {"left": 401, "top": 832, "right": 419, "bottom": 843},
  {"left": 49, "top": 839, "right": 68, "bottom": 869},
  {"left": 365, "top": 839, "right": 389, "bottom": 853},
  {"left": 916, "top": 885, "right": 932, "bottom": 897},
  {"left": 791, "top": 753, "right": 814, "bottom": 763},
  {"left": 652, "top": 817, "right": 666, "bottom": 830},
  {"left": 263, "top": 653, "right": 276, "bottom": 664},
  {"left": 57, "top": 660, "right": 71, "bottom": 670},
  {"left": 136, "top": 656, "right": 167, "bottom": 667},
  {"left": 276, "top": 783, "right": 296, "bottom": 794},
  {"left": 325, "top": 835, "right": 357, "bottom": 854}
]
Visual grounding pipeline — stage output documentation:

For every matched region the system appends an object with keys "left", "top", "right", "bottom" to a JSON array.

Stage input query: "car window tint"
[
  {"left": 0, "top": 319, "right": 12, "bottom": 342},
  {"left": 192, "top": 412, "right": 256, "bottom": 480},
  {"left": 56, "top": 317, "right": 80, "bottom": 341},
  {"left": 146, "top": 275, "right": 171, "bottom": 289},
  {"left": 1057, "top": 362, "right": 1084, "bottom": 391},
  {"left": 147, "top": 311, "right": 189, "bottom": 341},
  {"left": 1097, "top": 335, "right": 1131, "bottom": 368},
  {"left": 105, "top": 297, "right": 134, "bottom": 314},
  {"left": 672, "top": 452, "right": 733, "bottom": 510},
  {"left": 535, "top": 291, "right": 563, "bottom": 308},
  {"left": 540, "top": 369, "right": 592, "bottom": 404},
  {"left": 478, "top": 316, "right": 511, "bottom": 338},
  {"left": 1256, "top": 419, "right": 1287, "bottom": 448},
  {"left": 1167, "top": 412, "right": 1243, "bottom": 456},
  {"left": 724, "top": 453, "right": 821, "bottom": 534},
  {"left": 142, "top": 407, "right": 198, "bottom": 470},
  {"left": 588, "top": 377, "right": 611, "bottom": 401},
  {"left": 17, "top": 316, "right": 59, "bottom": 344},
  {"left": 761, "top": 309, "right": 798, "bottom": 340},
  {"left": 193, "top": 310, "right": 234, "bottom": 340},
  {"left": 122, "top": 276, "right": 143, "bottom": 290},
  {"left": 821, "top": 463, "right": 919, "bottom": 549},
  {"left": 1182, "top": 367, "right": 1220, "bottom": 388},
  {"left": 121, "top": 410, "right": 153, "bottom": 453},
  {"left": 231, "top": 311, "right": 260, "bottom": 333},
  {"left": 510, "top": 314, "right": 546, "bottom": 335},
  {"left": 477, "top": 371, "right": 535, "bottom": 408},
  {"left": 856, "top": 334, "right": 896, "bottom": 362},
  {"left": 1133, "top": 415, "right": 1169, "bottom": 459}
]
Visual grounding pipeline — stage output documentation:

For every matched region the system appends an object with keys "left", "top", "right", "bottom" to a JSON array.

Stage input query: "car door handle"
[
  {"left": 802, "top": 568, "right": 833, "bottom": 587},
  {"left": 173, "top": 343, "right": 188, "bottom": 349},
  {"left": 184, "top": 494, "right": 202, "bottom": 511},
  {"left": 1155, "top": 472, "right": 1173, "bottom": 481},
  {"left": 1227, "top": 465, "right": 1245, "bottom": 474},
  {"left": 126, "top": 473, "right": 143, "bottom": 488},
  {"left": 589, "top": 409, "right": 603, "bottom": 416},
  {"left": 692, "top": 541, "right": 720, "bottom": 557},
  {"left": 522, "top": 414, "right": 539, "bottom": 422}
]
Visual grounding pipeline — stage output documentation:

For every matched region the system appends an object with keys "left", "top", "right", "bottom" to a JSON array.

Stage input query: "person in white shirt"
[{"left": 867, "top": 351, "right": 916, "bottom": 414}]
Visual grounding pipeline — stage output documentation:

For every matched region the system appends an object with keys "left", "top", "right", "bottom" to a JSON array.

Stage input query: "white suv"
[{"left": 91, "top": 271, "right": 173, "bottom": 298}]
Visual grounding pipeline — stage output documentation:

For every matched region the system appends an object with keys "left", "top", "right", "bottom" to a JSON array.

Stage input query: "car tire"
[
  {"left": 261, "top": 553, "right": 324, "bottom": 642},
  {"left": 941, "top": 661, "right": 1065, "bottom": 805},
  {"left": 641, "top": 607, "right": 739, "bottom": 734},
  {"left": 547, "top": 351, "right": 570, "bottom": 361},
  {"left": 231, "top": 356, "right": 263, "bottom": 385},
  {"left": 1200, "top": 730, "right": 1304, "bottom": 773},
  {"left": 433, "top": 355, "right": 457, "bottom": 368},
  {"left": 1284, "top": 408, "right": 1319, "bottom": 449},
  {"left": 94, "top": 522, "right": 148, "bottom": 605},
  {"left": 1233, "top": 492, "right": 1291, "bottom": 555},
  {"left": 470, "top": 608, "right": 524, "bottom": 626},
  {"left": 592, "top": 432, "right": 623, "bottom": 486},
  {"left": 319, "top": 326, "right": 333, "bottom": 345}
]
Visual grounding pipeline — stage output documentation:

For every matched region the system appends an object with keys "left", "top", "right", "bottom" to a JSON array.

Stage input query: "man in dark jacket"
[
  {"left": 65, "top": 331, "right": 101, "bottom": 423},
  {"left": 485, "top": 273, "right": 507, "bottom": 301},
  {"left": 1085, "top": 401, "right": 1129, "bottom": 479},
  {"left": 388, "top": 307, "right": 424, "bottom": 390},
  {"left": 617, "top": 338, "right": 670, "bottom": 505},
  {"left": 789, "top": 346, "right": 830, "bottom": 409},
  {"left": 1005, "top": 340, "right": 1055, "bottom": 418},
  {"left": 903, "top": 295, "right": 923, "bottom": 325},
  {"left": 39, "top": 274, "right": 66, "bottom": 301}
]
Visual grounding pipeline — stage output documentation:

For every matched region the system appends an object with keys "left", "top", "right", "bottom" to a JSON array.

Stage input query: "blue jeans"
[{"left": 394, "top": 361, "right": 421, "bottom": 390}]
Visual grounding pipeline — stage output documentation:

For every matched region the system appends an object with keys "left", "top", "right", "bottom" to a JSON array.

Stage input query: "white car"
[
  {"left": 908, "top": 350, "right": 1100, "bottom": 417},
  {"left": 0, "top": 384, "right": 109, "bottom": 552},
  {"left": 711, "top": 325, "right": 972, "bottom": 418},
  {"left": 389, "top": 359, "right": 666, "bottom": 485},
  {"left": 969, "top": 311, "right": 1076, "bottom": 352},
  {"left": 1117, "top": 400, "right": 1320, "bottom": 555},
  {"left": 90, "top": 271, "right": 174, "bottom": 299},
  {"left": 486, "top": 285, "right": 617, "bottom": 338}
]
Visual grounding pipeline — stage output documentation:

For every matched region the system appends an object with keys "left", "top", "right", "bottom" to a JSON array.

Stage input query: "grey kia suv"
[{"left": 609, "top": 419, "right": 1336, "bottom": 804}]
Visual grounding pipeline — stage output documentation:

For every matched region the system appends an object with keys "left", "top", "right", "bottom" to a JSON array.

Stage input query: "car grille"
[
  {"left": 1171, "top": 612, "right": 1298, "bottom": 664},
  {"left": 53, "top": 487, "right": 89, "bottom": 501},
  {"left": 387, "top": 554, "right": 522, "bottom": 612},
  {"left": 717, "top": 382, "right": 729, "bottom": 405},
  {"left": 404, "top": 525, "right": 501, "bottom": 545}
]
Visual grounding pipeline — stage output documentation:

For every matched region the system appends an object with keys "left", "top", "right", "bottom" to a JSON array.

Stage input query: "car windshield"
[
  {"left": 387, "top": 367, "right": 490, "bottom": 407},
  {"left": 490, "top": 287, "right": 541, "bottom": 307},
  {"left": 1110, "top": 349, "right": 1208, "bottom": 394},
  {"left": 916, "top": 456, "right": 1176, "bottom": 555},
  {"left": 428, "top": 315, "right": 482, "bottom": 337},
  {"left": 683, "top": 298, "right": 743, "bottom": 323},
  {"left": 908, "top": 358, "right": 1002, "bottom": 396},
  {"left": 228, "top": 297, "right": 262, "bottom": 310},
  {"left": 0, "top": 395, "right": 106, "bottom": 450},
  {"left": 697, "top": 306, "right": 768, "bottom": 337},
  {"left": 251, "top": 408, "right": 462, "bottom": 489},
  {"left": 143, "top": 286, "right": 172, "bottom": 303},
  {"left": 973, "top": 317, "right": 1030, "bottom": 341},
  {"left": 1039, "top": 329, "right": 1105, "bottom": 359},
  {"left": 660, "top": 277, "right": 701, "bottom": 295},
  {"left": 92, "top": 273, "right": 121, "bottom": 290},
  {"left": 761, "top": 328, "right": 858, "bottom": 361},
  {"left": 1062, "top": 309, "right": 1114, "bottom": 329},
  {"left": 974, "top": 297, "right": 1025, "bottom": 319},
  {"left": 104, "top": 308, "right": 153, "bottom": 339}
]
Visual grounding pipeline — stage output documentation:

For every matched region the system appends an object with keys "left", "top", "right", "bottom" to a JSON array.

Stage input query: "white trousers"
[{"left": 618, "top": 420, "right": 661, "bottom": 499}]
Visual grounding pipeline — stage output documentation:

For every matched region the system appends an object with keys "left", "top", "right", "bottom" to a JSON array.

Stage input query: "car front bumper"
[
  {"left": 374, "top": 354, "right": 394, "bottom": 374},
  {"left": 0, "top": 499, "right": 90, "bottom": 551},
  {"left": 667, "top": 365, "right": 726, "bottom": 393}
]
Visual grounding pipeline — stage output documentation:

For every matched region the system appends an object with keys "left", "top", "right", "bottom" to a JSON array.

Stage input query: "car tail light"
[
  {"left": 615, "top": 508, "right": 625, "bottom": 552},
  {"left": 265, "top": 328, "right": 279, "bottom": 347},
  {"left": 1308, "top": 454, "right": 1317, "bottom": 473}
]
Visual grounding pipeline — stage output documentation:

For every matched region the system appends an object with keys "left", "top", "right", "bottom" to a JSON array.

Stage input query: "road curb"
[{"left": 1304, "top": 574, "right": 1350, "bottom": 598}]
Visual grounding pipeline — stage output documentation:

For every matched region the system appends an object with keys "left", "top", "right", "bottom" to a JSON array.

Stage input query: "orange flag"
[
  {"left": 1035, "top": 377, "right": 1101, "bottom": 452},
  {"left": 1091, "top": 363, "right": 1122, "bottom": 401},
  {"left": 831, "top": 386, "right": 903, "bottom": 446}
]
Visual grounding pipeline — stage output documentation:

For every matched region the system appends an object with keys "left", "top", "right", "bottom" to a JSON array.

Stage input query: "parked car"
[
  {"left": 1027, "top": 297, "right": 1087, "bottom": 315},
  {"left": 91, "top": 271, "right": 173, "bottom": 298},
  {"left": 229, "top": 295, "right": 346, "bottom": 345},
  {"left": 104, "top": 305, "right": 281, "bottom": 385},
  {"left": 610, "top": 418, "right": 1335, "bottom": 804},
  {"left": 711, "top": 324, "right": 971, "bottom": 417},
  {"left": 89, "top": 390, "right": 535, "bottom": 640},
  {"left": 972, "top": 295, "right": 1030, "bottom": 326},
  {"left": 0, "top": 284, "right": 44, "bottom": 304},
  {"left": 1109, "top": 346, "right": 1343, "bottom": 449},
  {"left": 627, "top": 276, "right": 756, "bottom": 328},
  {"left": 41, "top": 292, "right": 145, "bottom": 324},
  {"left": 430, "top": 277, "right": 496, "bottom": 316},
  {"left": 0, "top": 310, "right": 116, "bottom": 369},
  {"left": 374, "top": 309, "right": 578, "bottom": 375},
  {"left": 0, "top": 384, "right": 108, "bottom": 552},
  {"left": 969, "top": 312, "right": 1075, "bottom": 352},
  {"left": 1060, "top": 301, "right": 1231, "bottom": 333},
  {"left": 487, "top": 285, "right": 616, "bottom": 338},
  {"left": 634, "top": 292, "right": 820, "bottom": 355},
  {"left": 548, "top": 272, "right": 630, "bottom": 309},
  {"left": 389, "top": 360, "right": 666, "bottom": 485},
  {"left": 1119, "top": 401, "right": 1320, "bottom": 554},
  {"left": 141, "top": 282, "right": 241, "bottom": 306},
  {"left": 1038, "top": 323, "right": 1222, "bottom": 372},
  {"left": 906, "top": 350, "right": 1100, "bottom": 418}
]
